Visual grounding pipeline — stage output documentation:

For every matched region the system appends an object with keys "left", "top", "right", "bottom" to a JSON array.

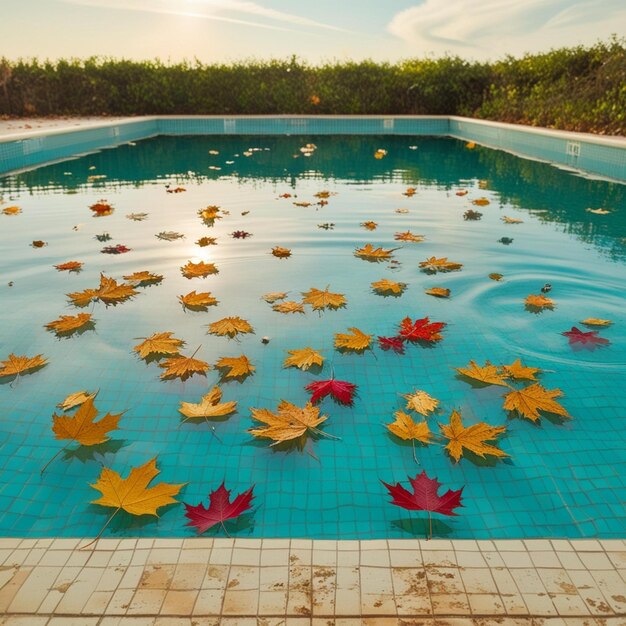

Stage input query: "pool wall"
[{"left": 1, "top": 115, "right": 625, "bottom": 181}]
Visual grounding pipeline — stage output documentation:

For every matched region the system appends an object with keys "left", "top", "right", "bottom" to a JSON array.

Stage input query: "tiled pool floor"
[{"left": 1, "top": 537, "right": 625, "bottom": 623}]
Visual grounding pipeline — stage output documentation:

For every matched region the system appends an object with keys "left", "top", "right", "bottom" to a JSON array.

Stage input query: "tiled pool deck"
[{"left": 1, "top": 118, "right": 625, "bottom": 623}]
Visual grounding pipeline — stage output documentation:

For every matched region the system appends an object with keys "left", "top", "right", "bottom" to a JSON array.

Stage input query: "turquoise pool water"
[{"left": 0, "top": 135, "right": 624, "bottom": 539}]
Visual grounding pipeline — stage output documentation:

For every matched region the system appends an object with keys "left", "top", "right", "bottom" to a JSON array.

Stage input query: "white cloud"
[
  {"left": 59, "top": 0, "right": 346, "bottom": 32},
  {"left": 387, "top": 0, "right": 626, "bottom": 58}
]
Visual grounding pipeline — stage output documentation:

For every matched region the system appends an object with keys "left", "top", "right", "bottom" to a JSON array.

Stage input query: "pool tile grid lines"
[
  {"left": 0, "top": 537, "right": 625, "bottom": 622},
  {"left": 1, "top": 115, "right": 625, "bottom": 181}
]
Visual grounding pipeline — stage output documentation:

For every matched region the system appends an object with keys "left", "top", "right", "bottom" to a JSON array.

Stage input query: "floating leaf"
[
  {"left": 156, "top": 231, "right": 185, "bottom": 241},
  {"left": 167, "top": 186, "right": 186, "bottom": 193},
  {"left": 404, "top": 390, "right": 439, "bottom": 417},
  {"left": 249, "top": 400, "right": 329, "bottom": 446},
  {"left": 472, "top": 197, "right": 490, "bottom": 206},
  {"left": 502, "top": 216, "right": 523, "bottom": 224},
  {"left": 361, "top": 221, "right": 378, "bottom": 231},
  {"left": 57, "top": 390, "right": 97, "bottom": 412},
  {"left": 403, "top": 187, "right": 417, "bottom": 197},
  {"left": 464, "top": 209, "right": 482, "bottom": 220},
  {"left": 31, "top": 240, "right": 46, "bottom": 248},
  {"left": 198, "top": 206, "right": 222, "bottom": 223},
  {"left": 503, "top": 384, "right": 570, "bottom": 423},
  {"left": 95, "top": 233, "right": 111, "bottom": 242},
  {"left": 123, "top": 271, "right": 163, "bottom": 287},
  {"left": 439, "top": 410, "right": 508, "bottom": 463},
  {"left": 181, "top": 260, "right": 218, "bottom": 279},
  {"left": 489, "top": 273, "right": 503, "bottom": 281},
  {"left": 374, "top": 149, "right": 387, "bottom": 159},
  {"left": 52, "top": 397, "right": 122, "bottom": 448},
  {"left": 272, "top": 246, "right": 291, "bottom": 258},
  {"left": 378, "top": 336, "right": 405, "bottom": 354},
  {"left": 159, "top": 351, "right": 210, "bottom": 381},
  {"left": 394, "top": 231, "right": 424, "bottom": 243},
  {"left": 134, "top": 332, "right": 185, "bottom": 359},
  {"left": 184, "top": 482, "right": 254, "bottom": 535},
  {"left": 586, "top": 208, "right": 611, "bottom": 215},
  {"left": 562, "top": 326, "right": 609, "bottom": 347},
  {"left": 425, "top": 287, "right": 450, "bottom": 298},
  {"left": 179, "top": 386, "right": 237, "bottom": 422},
  {"left": 387, "top": 412, "right": 433, "bottom": 462},
  {"left": 89, "top": 200, "right": 114, "bottom": 216},
  {"left": 127, "top": 212, "right": 148, "bottom": 221},
  {"left": 215, "top": 355, "right": 255, "bottom": 379},
  {"left": 45, "top": 313, "right": 94, "bottom": 337},
  {"left": 67, "top": 274, "right": 138, "bottom": 307},
  {"left": 334, "top": 327, "right": 372, "bottom": 352},
  {"left": 101, "top": 244, "right": 131, "bottom": 254},
  {"left": 371, "top": 279, "right": 406, "bottom": 296},
  {"left": 419, "top": 257, "right": 463, "bottom": 273},
  {"left": 262, "top": 291, "right": 288, "bottom": 303},
  {"left": 455, "top": 360, "right": 508, "bottom": 386},
  {"left": 0, "top": 353, "right": 47, "bottom": 379},
  {"left": 283, "top": 347, "right": 324, "bottom": 371},
  {"left": 179, "top": 290, "right": 218, "bottom": 311},
  {"left": 2, "top": 206, "right": 21, "bottom": 215},
  {"left": 502, "top": 358, "right": 541, "bottom": 381},
  {"left": 272, "top": 301, "right": 305, "bottom": 314},
  {"left": 456, "top": 190, "right": 469, "bottom": 196},
  {"left": 398, "top": 317, "right": 445, "bottom": 343},
  {"left": 525, "top": 294, "right": 555, "bottom": 311},
  {"left": 196, "top": 236, "right": 217, "bottom": 247},
  {"left": 581, "top": 318, "right": 611, "bottom": 327},
  {"left": 208, "top": 317, "right": 253, "bottom": 338},
  {"left": 231, "top": 230, "right": 252, "bottom": 239},
  {"left": 355, "top": 244, "right": 397, "bottom": 261},
  {"left": 306, "top": 378, "right": 356, "bottom": 405},
  {"left": 302, "top": 286, "right": 346, "bottom": 311},
  {"left": 55, "top": 261, "right": 83, "bottom": 273}
]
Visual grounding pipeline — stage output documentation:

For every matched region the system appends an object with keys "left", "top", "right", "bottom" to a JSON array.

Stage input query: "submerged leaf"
[{"left": 262, "top": 291, "right": 288, "bottom": 303}]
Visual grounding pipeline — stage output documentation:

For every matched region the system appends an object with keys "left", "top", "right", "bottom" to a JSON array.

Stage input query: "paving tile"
[
  {"left": 467, "top": 592, "right": 506, "bottom": 614},
  {"left": 521, "top": 592, "right": 558, "bottom": 615},
  {"left": 106, "top": 588, "right": 135, "bottom": 614},
  {"left": 192, "top": 588, "right": 224, "bottom": 615},
  {"left": 126, "top": 589, "right": 167, "bottom": 615},
  {"left": 360, "top": 592, "right": 397, "bottom": 614},
  {"left": 8, "top": 566, "right": 61, "bottom": 613},
  {"left": 426, "top": 567, "right": 465, "bottom": 594},
  {"left": 258, "top": 590, "right": 288, "bottom": 615},
  {"left": 459, "top": 567, "right": 499, "bottom": 594},
  {"left": 578, "top": 552, "right": 615, "bottom": 570},
  {"left": 550, "top": 593, "right": 592, "bottom": 616},
  {"left": 82, "top": 590, "right": 114, "bottom": 614},
  {"left": 530, "top": 551, "right": 562, "bottom": 568},
  {"left": 160, "top": 589, "right": 198, "bottom": 615},
  {"left": 359, "top": 549, "right": 390, "bottom": 567},
  {"left": 221, "top": 589, "right": 259, "bottom": 615},
  {"left": 170, "top": 563, "right": 207, "bottom": 590},
  {"left": 430, "top": 592, "right": 471, "bottom": 615}
]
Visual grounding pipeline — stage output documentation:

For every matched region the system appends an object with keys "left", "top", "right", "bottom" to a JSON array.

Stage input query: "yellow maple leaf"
[
  {"left": 283, "top": 347, "right": 324, "bottom": 370},
  {"left": 403, "top": 390, "right": 439, "bottom": 416},
  {"left": 262, "top": 291, "right": 288, "bottom": 303},
  {"left": 90, "top": 457, "right": 184, "bottom": 533},
  {"left": 272, "top": 246, "right": 292, "bottom": 258},
  {"left": 0, "top": 353, "right": 47, "bottom": 378},
  {"left": 425, "top": 287, "right": 450, "bottom": 298},
  {"left": 208, "top": 317, "right": 254, "bottom": 338},
  {"left": 361, "top": 221, "right": 378, "bottom": 231},
  {"left": 181, "top": 260, "right": 219, "bottom": 279},
  {"left": 249, "top": 400, "right": 329, "bottom": 446},
  {"left": 52, "top": 397, "right": 122, "bottom": 447},
  {"left": 122, "top": 271, "right": 164, "bottom": 286},
  {"left": 472, "top": 197, "right": 490, "bottom": 206},
  {"left": 334, "top": 327, "right": 372, "bottom": 352},
  {"left": 394, "top": 231, "right": 425, "bottom": 243},
  {"left": 215, "top": 355, "right": 255, "bottom": 379},
  {"left": 525, "top": 294, "right": 555, "bottom": 310},
  {"left": 581, "top": 318, "right": 612, "bottom": 327},
  {"left": 502, "top": 216, "right": 523, "bottom": 224},
  {"left": 503, "top": 383, "right": 570, "bottom": 423},
  {"left": 502, "top": 358, "right": 541, "bottom": 381},
  {"left": 67, "top": 288, "right": 100, "bottom": 308},
  {"left": 354, "top": 244, "right": 397, "bottom": 261},
  {"left": 302, "top": 286, "right": 346, "bottom": 311},
  {"left": 403, "top": 187, "right": 417, "bottom": 197},
  {"left": 57, "top": 390, "right": 97, "bottom": 412},
  {"left": 456, "top": 360, "right": 509, "bottom": 386},
  {"left": 371, "top": 278, "right": 406, "bottom": 295},
  {"left": 178, "top": 386, "right": 237, "bottom": 422},
  {"left": 179, "top": 291, "right": 218, "bottom": 311},
  {"left": 273, "top": 301, "right": 305, "bottom": 314},
  {"left": 159, "top": 351, "right": 210, "bottom": 381},
  {"left": 2, "top": 206, "right": 22, "bottom": 215},
  {"left": 198, "top": 206, "right": 222, "bottom": 222},
  {"left": 387, "top": 411, "right": 433, "bottom": 462},
  {"left": 419, "top": 257, "right": 463, "bottom": 273},
  {"left": 96, "top": 275, "right": 139, "bottom": 305},
  {"left": 55, "top": 261, "right": 83, "bottom": 272},
  {"left": 439, "top": 409, "right": 508, "bottom": 463},
  {"left": 196, "top": 236, "right": 217, "bottom": 247},
  {"left": 134, "top": 332, "right": 185, "bottom": 359},
  {"left": 45, "top": 313, "right": 93, "bottom": 336},
  {"left": 489, "top": 273, "right": 503, "bottom": 281}
]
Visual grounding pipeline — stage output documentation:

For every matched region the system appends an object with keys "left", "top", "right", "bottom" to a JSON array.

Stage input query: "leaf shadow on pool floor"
[
  {"left": 63, "top": 439, "right": 128, "bottom": 464},
  {"left": 392, "top": 517, "right": 454, "bottom": 539}
]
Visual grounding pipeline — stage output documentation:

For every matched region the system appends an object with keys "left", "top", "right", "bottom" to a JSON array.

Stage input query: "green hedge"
[{"left": 0, "top": 39, "right": 624, "bottom": 134}]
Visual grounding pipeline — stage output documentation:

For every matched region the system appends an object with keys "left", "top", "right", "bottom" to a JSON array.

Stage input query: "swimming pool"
[{"left": 0, "top": 132, "right": 625, "bottom": 539}]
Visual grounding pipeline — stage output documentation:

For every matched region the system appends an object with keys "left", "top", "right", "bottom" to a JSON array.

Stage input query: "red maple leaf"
[
  {"left": 305, "top": 378, "right": 357, "bottom": 405},
  {"left": 382, "top": 471, "right": 463, "bottom": 516},
  {"left": 398, "top": 316, "right": 446, "bottom": 342},
  {"left": 378, "top": 336, "right": 405, "bottom": 354},
  {"left": 562, "top": 326, "right": 609, "bottom": 347},
  {"left": 101, "top": 244, "right": 131, "bottom": 254},
  {"left": 184, "top": 482, "right": 254, "bottom": 535}
]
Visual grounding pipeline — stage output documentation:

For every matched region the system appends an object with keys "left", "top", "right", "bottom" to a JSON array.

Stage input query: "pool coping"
[{"left": 1, "top": 536, "right": 625, "bottom": 621}]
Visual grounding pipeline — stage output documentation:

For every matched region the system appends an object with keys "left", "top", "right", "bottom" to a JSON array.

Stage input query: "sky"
[{"left": 1, "top": 0, "right": 624, "bottom": 63}]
